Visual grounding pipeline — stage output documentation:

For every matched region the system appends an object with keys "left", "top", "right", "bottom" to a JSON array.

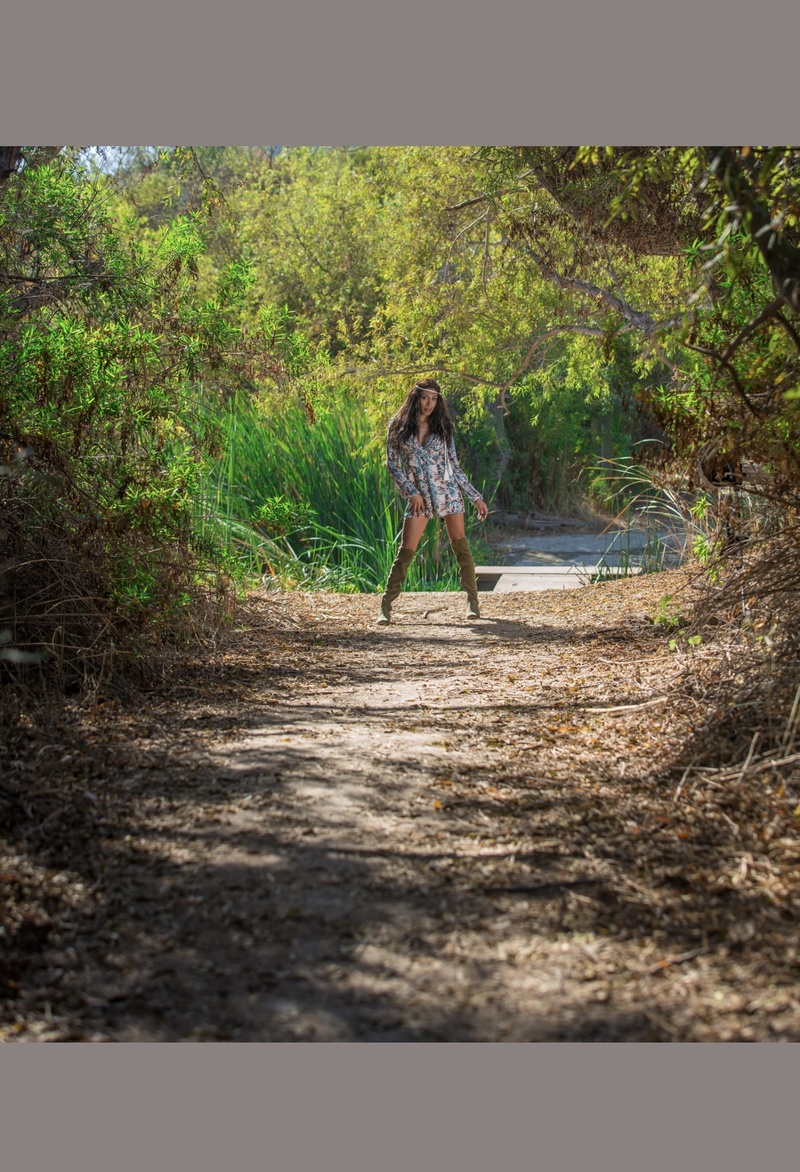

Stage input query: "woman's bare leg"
[
  {"left": 401, "top": 514, "right": 429, "bottom": 550},
  {"left": 444, "top": 513, "right": 465, "bottom": 541}
]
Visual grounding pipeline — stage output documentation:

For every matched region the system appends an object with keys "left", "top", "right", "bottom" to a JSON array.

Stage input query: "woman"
[{"left": 378, "top": 378, "right": 488, "bottom": 624}]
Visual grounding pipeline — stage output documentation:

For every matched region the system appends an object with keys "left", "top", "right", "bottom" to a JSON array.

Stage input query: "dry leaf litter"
[{"left": 2, "top": 568, "right": 799, "bottom": 1041}]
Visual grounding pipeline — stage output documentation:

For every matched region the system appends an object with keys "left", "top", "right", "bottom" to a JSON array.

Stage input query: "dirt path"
[{"left": 3, "top": 574, "right": 800, "bottom": 1041}]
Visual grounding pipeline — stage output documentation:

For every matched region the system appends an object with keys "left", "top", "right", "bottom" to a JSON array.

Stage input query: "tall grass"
[{"left": 194, "top": 396, "right": 489, "bottom": 592}]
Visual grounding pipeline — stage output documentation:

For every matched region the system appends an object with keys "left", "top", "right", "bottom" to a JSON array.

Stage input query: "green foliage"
[
  {"left": 692, "top": 533, "right": 712, "bottom": 564},
  {"left": 112, "top": 146, "right": 666, "bottom": 516},
  {"left": 0, "top": 149, "right": 286, "bottom": 679},
  {"left": 651, "top": 595, "right": 702, "bottom": 650},
  {"left": 253, "top": 495, "right": 314, "bottom": 538},
  {"left": 601, "top": 150, "right": 800, "bottom": 501},
  {"left": 651, "top": 595, "right": 687, "bottom": 632},
  {"left": 98, "top": 145, "right": 800, "bottom": 539}
]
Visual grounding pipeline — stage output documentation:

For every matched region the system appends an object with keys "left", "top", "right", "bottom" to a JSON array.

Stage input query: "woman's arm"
[{"left": 386, "top": 432, "right": 418, "bottom": 501}]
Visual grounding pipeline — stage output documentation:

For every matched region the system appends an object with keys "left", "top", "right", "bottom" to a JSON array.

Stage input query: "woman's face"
[{"left": 418, "top": 390, "right": 439, "bottom": 418}]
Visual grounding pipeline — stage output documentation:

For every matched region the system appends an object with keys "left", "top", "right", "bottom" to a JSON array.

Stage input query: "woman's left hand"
[{"left": 475, "top": 498, "right": 489, "bottom": 521}]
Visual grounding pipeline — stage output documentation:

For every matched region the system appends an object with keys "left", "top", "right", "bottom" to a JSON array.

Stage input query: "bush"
[{"left": 0, "top": 150, "right": 280, "bottom": 689}]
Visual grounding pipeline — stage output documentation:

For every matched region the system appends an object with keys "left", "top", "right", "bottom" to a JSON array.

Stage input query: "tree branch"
[
  {"left": 775, "top": 308, "right": 800, "bottom": 354},
  {"left": 720, "top": 297, "right": 783, "bottom": 362},
  {"left": 444, "top": 170, "right": 536, "bottom": 212},
  {"left": 685, "top": 343, "right": 760, "bottom": 417},
  {"left": 4, "top": 279, "right": 76, "bottom": 318},
  {"left": 495, "top": 324, "right": 608, "bottom": 408},
  {"left": 0, "top": 146, "right": 63, "bottom": 186},
  {"left": 342, "top": 363, "right": 504, "bottom": 389},
  {"left": 518, "top": 244, "right": 662, "bottom": 334}
]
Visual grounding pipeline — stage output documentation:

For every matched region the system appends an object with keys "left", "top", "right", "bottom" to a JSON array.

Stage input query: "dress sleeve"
[
  {"left": 386, "top": 429, "right": 418, "bottom": 501},
  {"left": 446, "top": 436, "right": 483, "bottom": 504}
]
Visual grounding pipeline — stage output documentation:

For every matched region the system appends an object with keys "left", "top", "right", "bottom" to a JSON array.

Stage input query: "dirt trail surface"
[{"left": 3, "top": 571, "right": 800, "bottom": 1041}]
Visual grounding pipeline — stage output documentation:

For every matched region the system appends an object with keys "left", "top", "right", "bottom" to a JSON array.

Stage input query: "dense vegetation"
[
  {"left": 1, "top": 148, "right": 284, "bottom": 686},
  {"left": 6, "top": 145, "right": 800, "bottom": 1046},
  {"left": 3, "top": 145, "right": 800, "bottom": 709}
]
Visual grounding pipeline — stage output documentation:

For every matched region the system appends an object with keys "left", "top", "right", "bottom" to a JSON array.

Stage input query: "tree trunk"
[{"left": 487, "top": 398, "right": 512, "bottom": 497}]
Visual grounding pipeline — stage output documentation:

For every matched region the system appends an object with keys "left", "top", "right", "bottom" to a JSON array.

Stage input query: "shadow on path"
[{"left": 3, "top": 586, "right": 798, "bottom": 1042}]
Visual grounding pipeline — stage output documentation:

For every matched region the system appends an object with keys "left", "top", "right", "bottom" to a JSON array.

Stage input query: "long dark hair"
[{"left": 388, "top": 378, "right": 455, "bottom": 445}]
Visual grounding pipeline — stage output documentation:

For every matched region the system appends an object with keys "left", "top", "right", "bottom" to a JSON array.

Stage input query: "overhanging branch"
[{"left": 495, "top": 324, "right": 608, "bottom": 409}]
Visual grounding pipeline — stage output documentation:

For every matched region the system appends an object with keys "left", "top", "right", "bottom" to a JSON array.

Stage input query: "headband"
[{"left": 415, "top": 384, "right": 440, "bottom": 393}]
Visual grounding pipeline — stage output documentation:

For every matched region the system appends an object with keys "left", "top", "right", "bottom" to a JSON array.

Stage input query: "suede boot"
[
  {"left": 377, "top": 546, "right": 416, "bottom": 623},
  {"left": 450, "top": 536, "right": 481, "bottom": 619}
]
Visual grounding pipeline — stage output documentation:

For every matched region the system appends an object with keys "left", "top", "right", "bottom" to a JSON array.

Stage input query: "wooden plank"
[
  {"left": 475, "top": 564, "right": 641, "bottom": 575},
  {"left": 475, "top": 564, "right": 582, "bottom": 574}
]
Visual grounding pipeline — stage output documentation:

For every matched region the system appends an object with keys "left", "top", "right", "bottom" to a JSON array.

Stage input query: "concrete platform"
[
  {"left": 477, "top": 528, "right": 682, "bottom": 591},
  {"left": 475, "top": 564, "right": 641, "bottom": 592}
]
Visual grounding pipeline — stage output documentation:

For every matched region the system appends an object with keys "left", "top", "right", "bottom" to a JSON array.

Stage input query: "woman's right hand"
[{"left": 410, "top": 494, "right": 426, "bottom": 517}]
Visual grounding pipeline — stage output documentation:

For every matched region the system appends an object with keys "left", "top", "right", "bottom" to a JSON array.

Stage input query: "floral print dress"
[{"left": 386, "top": 427, "right": 483, "bottom": 519}]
